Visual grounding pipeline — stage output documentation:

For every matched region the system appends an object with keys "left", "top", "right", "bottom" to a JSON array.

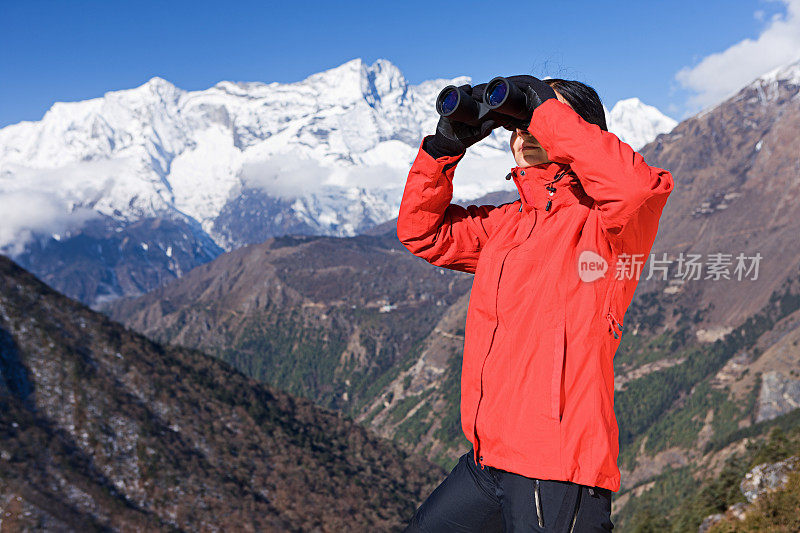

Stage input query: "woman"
[{"left": 396, "top": 75, "right": 674, "bottom": 532}]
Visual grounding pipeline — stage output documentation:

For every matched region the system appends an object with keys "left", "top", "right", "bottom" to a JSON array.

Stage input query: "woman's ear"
[{"left": 553, "top": 89, "right": 572, "bottom": 108}]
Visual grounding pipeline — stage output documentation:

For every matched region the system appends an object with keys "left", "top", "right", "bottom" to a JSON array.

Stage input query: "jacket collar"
[{"left": 506, "top": 161, "right": 582, "bottom": 214}]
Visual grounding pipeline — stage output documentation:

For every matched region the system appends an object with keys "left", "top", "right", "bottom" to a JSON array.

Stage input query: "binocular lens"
[
  {"left": 484, "top": 76, "right": 529, "bottom": 122},
  {"left": 439, "top": 89, "right": 459, "bottom": 116},
  {"left": 435, "top": 85, "right": 482, "bottom": 125},
  {"left": 486, "top": 80, "right": 508, "bottom": 107}
]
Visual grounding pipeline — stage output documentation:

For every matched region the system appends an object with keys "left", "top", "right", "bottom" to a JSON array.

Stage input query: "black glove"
[
  {"left": 423, "top": 83, "right": 509, "bottom": 159},
  {"left": 503, "top": 75, "right": 558, "bottom": 130}
]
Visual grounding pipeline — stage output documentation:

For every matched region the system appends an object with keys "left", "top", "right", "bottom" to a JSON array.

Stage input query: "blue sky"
[{"left": 1, "top": 0, "right": 799, "bottom": 128}]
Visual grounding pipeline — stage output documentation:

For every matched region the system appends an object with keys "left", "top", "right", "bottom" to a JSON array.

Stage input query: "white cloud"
[
  {"left": 676, "top": 0, "right": 800, "bottom": 113},
  {"left": 240, "top": 154, "right": 332, "bottom": 199},
  {"left": 0, "top": 191, "right": 97, "bottom": 255},
  {"left": 342, "top": 164, "right": 407, "bottom": 191},
  {"left": 0, "top": 158, "right": 130, "bottom": 254}
]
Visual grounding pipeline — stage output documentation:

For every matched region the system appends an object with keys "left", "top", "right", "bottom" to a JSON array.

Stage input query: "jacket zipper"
[
  {"left": 473, "top": 209, "right": 538, "bottom": 467},
  {"left": 534, "top": 479, "right": 544, "bottom": 528},
  {"left": 604, "top": 276, "right": 623, "bottom": 339}
]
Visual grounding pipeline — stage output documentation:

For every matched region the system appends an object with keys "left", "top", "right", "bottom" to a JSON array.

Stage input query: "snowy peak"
[
  {"left": 297, "top": 58, "right": 408, "bottom": 107},
  {"left": 0, "top": 58, "right": 491, "bottom": 257},
  {"left": 608, "top": 97, "right": 677, "bottom": 151},
  {"left": 755, "top": 58, "right": 800, "bottom": 86},
  {"left": 301, "top": 58, "right": 369, "bottom": 105},
  {"left": 361, "top": 59, "right": 408, "bottom": 106},
  {"left": 133, "top": 76, "right": 181, "bottom": 95},
  {"left": 120, "top": 76, "right": 183, "bottom": 109},
  {"left": 212, "top": 79, "right": 269, "bottom": 96}
]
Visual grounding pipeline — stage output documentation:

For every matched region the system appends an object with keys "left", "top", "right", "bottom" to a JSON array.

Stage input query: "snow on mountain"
[
  {"left": 0, "top": 58, "right": 676, "bottom": 257},
  {"left": 743, "top": 58, "right": 800, "bottom": 106},
  {"left": 758, "top": 58, "right": 800, "bottom": 86},
  {"left": 692, "top": 58, "right": 800, "bottom": 120},
  {"left": 607, "top": 98, "right": 678, "bottom": 151},
  {"left": 0, "top": 59, "right": 526, "bottom": 254}
]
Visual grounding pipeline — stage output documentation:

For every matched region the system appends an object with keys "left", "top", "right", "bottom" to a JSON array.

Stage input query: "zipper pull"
[
  {"left": 543, "top": 169, "right": 566, "bottom": 213},
  {"left": 606, "top": 313, "right": 616, "bottom": 338},
  {"left": 545, "top": 186, "right": 555, "bottom": 212},
  {"left": 606, "top": 312, "right": 623, "bottom": 339}
]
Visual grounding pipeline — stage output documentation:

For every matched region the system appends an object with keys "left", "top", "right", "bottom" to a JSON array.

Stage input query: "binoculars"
[{"left": 435, "top": 77, "right": 532, "bottom": 130}]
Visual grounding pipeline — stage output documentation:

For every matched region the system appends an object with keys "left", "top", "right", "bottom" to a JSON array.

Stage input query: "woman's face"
[{"left": 510, "top": 89, "right": 570, "bottom": 167}]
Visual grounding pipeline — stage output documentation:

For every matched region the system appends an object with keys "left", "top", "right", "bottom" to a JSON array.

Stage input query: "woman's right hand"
[{"left": 423, "top": 84, "right": 509, "bottom": 159}]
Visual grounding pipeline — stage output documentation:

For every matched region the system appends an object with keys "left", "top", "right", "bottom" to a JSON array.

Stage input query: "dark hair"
[{"left": 545, "top": 79, "right": 608, "bottom": 132}]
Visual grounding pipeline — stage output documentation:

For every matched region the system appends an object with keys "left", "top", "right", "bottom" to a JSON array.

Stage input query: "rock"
[
  {"left": 700, "top": 456, "right": 798, "bottom": 530},
  {"left": 709, "top": 351, "right": 752, "bottom": 389},
  {"left": 727, "top": 501, "right": 748, "bottom": 521},
  {"left": 755, "top": 371, "right": 800, "bottom": 423},
  {"left": 699, "top": 501, "right": 749, "bottom": 532},
  {"left": 740, "top": 455, "right": 799, "bottom": 503},
  {"left": 699, "top": 513, "right": 725, "bottom": 533}
]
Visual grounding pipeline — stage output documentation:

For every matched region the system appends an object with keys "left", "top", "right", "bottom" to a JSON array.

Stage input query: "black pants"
[{"left": 403, "top": 448, "right": 614, "bottom": 532}]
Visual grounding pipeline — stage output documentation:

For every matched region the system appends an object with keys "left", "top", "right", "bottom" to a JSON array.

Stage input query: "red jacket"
[{"left": 396, "top": 98, "right": 674, "bottom": 492}]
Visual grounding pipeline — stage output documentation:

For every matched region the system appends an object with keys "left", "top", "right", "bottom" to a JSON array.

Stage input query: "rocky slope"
[
  {"left": 637, "top": 58, "right": 800, "bottom": 331},
  {"left": 104, "top": 230, "right": 476, "bottom": 466},
  {"left": 12, "top": 215, "right": 223, "bottom": 307},
  {"left": 624, "top": 423, "right": 800, "bottom": 532},
  {"left": 0, "top": 255, "right": 444, "bottom": 531}
]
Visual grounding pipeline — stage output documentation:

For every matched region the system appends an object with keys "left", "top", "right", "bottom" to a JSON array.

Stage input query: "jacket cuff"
[
  {"left": 526, "top": 99, "right": 578, "bottom": 163},
  {"left": 416, "top": 136, "right": 466, "bottom": 170}
]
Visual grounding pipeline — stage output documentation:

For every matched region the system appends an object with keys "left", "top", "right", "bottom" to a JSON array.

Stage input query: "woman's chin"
[
  {"left": 522, "top": 156, "right": 548, "bottom": 166},
  {"left": 512, "top": 148, "right": 548, "bottom": 167}
]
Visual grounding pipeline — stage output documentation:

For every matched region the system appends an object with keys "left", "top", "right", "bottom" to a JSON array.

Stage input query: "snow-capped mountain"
[
  {"left": 0, "top": 59, "right": 506, "bottom": 253},
  {"left": 607, "top": 98, "right": 677, "bottom": 151},
  {"left": 0, "top": 58, "right": 675, "bottom": 304},
  {"left": 0, "top": 59, "right": 674, "bottom": 249}
]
